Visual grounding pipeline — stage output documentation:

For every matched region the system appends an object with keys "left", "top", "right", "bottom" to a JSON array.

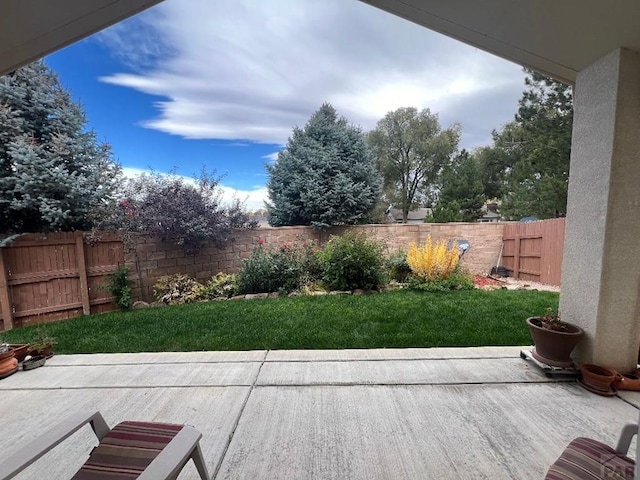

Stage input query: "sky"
[{"left": 45, "top": 0, "right": 526, "bottom": 211}]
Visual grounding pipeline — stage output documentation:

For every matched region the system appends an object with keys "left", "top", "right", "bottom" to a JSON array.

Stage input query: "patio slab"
[
  {"left": 257, "top": 357, "right": 560, "bottom": 386},
  {"left": 216, "top": 383, "right": 637, "bottom": 480},
  {"left": 617, "top": 389, "right": 640, "bottom": 408},
  {"left": 49, "top": 350, "right": 267, "bottom": 365},
  {"left": 265, "top": 346, "right": 527, "bottom": 362},
  {"left": 0, "top": 362, "right": 260, "bottom": 389},
  {"left": 0, "top": 386, "right": 249, "bottom": 480},
  {"left": 0, "top": 347, "right": 637, "bottom": 479}
]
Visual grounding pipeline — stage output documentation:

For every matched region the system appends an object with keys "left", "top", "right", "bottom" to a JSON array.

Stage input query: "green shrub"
[
  {"left": 408, "top": 269, "right": 474, "bottom": 292},
  {"left": 386, "top": 250, "right": 411, "bottom": 283},
  {"left": 318, "top": 232, "right": 386, "bottom": 291},
  {"left": 237, "top": 239, "right": 320, "bottom": 294},
  {"left": 153, "top": 274, "right": 203, "bottom": 305},
  {"left": 201, "top": 273, "right": 237, "bottom": 299},
  {"left": 104, "top": 265, "right": 133, "bottom": 310}
]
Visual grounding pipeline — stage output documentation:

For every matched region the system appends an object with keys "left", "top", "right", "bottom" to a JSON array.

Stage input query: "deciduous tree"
[
  {"left": 101, "top": 170, "right": 256, "bottom": 252},
  {"left": 367, "top": 107, "right": 460, "bottom": 223}
]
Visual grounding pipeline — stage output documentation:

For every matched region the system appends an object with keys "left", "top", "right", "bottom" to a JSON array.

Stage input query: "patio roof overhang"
[
  {"left": 2, "top": 1, "right": 640, "bottom": 83},
  {"left": 0, "top": 0, "right": 163, "bottom": 77},
  {"left": 360, "top": 0, "right": 640, "bottom": 84}
]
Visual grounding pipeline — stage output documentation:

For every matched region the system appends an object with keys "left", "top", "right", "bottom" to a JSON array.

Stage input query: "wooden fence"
[
  {"left": 501, "top": 218, "right": 566, "bottom": 286},
  {"left": 0, "top": 232, "right": 124, "bottom": 331},
  {"left": 1, "top": 221, "right": 563, "bottom": 330}
]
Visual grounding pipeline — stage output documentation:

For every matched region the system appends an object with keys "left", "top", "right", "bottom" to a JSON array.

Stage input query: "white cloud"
[
  {"left": 99, "top": 0, "right": 525, "bottom": 149},
  {"left": 261, "top": 152, "right": 279, "bottom": 162},
  {"left": 121, "top": 167, "right": 268, "bottom": 211}
]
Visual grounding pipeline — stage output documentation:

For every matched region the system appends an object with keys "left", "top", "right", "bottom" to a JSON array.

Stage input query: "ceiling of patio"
[
  {"left": 1, "top": 1, "right": 639, "bottom": 82},
  {"left": 0, "top": 0, "right": 163, "bottom": 77},
  {"left": 361, "top": 0, "right": 640, "bottom": 84}
]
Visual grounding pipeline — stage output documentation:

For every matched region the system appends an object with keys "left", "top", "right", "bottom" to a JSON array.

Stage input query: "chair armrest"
[
  {"left": 138, "top": 426, "right": 206, "bottom": 480},
  {"left": 615, "top": 422, "right": 638, "bottom": 454},
  {"left": 0, "top": 411, "right": 110, "bottom": 480}
]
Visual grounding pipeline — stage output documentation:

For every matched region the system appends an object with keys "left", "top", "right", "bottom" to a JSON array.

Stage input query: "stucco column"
[{"left": 560, "top": 48, "right": 640, "bottom": 372}]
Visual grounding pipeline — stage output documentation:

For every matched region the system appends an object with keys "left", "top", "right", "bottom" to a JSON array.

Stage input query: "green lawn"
[{"left": 2, "top": 290, "right": 558, "bottom": 353}]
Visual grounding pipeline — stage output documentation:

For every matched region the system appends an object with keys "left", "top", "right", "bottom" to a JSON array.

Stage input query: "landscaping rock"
[
  {"left": 268, "top": 292, "right": 280, "bottom": 298},
  {"left": 480, "top": 285, "right": 502, "bottom": 291},
  {"left": 245, "top": 293, "right": 269, "bottom": 300},
  {"left": 150, "top": 301, "right": 166, "bottom": 308},
  {"left": 310, "top": 291, "right": 327, "bottom": 296},
  {"left": 329, "top": 291, "right": 351, "bottom": 295},
  {"left": 230, "top": 295, "right": 246, "bottom": 301},
  {"left": 287, "top": 292, "right": 300, "bottom": 297},
  {"left": 132, "top": 301, "right": 150, "bottom": 309}
]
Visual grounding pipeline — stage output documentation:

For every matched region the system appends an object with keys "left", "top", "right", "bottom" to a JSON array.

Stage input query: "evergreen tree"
[
  {"left": 367, "top": 107, "right": 460, "bottom": 223},
  {"left": 0, "top": 61, "right": 121, "bottom": 233},
  {"left": 266, "top": 103, "right": 381, "bottom": 228},
  {"left": 434, "top": 150, "right": 485, "bottom": 222},
  {"left": 479, "top": 70, "right": 572, "bottom": 219}
]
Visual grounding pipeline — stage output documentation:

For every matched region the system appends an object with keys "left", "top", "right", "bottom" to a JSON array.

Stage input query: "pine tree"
[
  {"left": 478, "top": 70, "right": 572, "bottom": 219},
  {"left": 434, "top": 150, "right": 485, "bottom": 222},
  {"left": 0, "top": 61, "right": 121, "bottom": 233},
  {"left": 266, "top": 103, "right": 382, "bottom": 227}
]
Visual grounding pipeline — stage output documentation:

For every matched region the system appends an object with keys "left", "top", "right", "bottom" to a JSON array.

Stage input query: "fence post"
[
  {"left": 513, "top": 235, "right": 521, "bottom": 279},
  {"left": 75, "top": 232, "right": 91, "bottom": 315},
  {"left": 0, "top": 248, "right": 14, "bottom": 330}
]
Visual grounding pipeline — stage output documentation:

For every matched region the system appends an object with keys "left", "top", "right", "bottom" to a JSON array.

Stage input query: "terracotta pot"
[
  {"left": 580, "top": 364, "right": 616, "bottom": 392},
  {"left": 0, "top": 349, "right": 16, "bottom": 362},
  {"left": 0, "top": 357, "right": 18, "bottom": 376},
  {"left": 526, "top": 317, "right": 584, "bottom": 368},
  {"left": 614, "top": 373, "right": 640, "bottom": 391},
  {"left": 9, "top": 344, "right": 29, "bottom": 362}
]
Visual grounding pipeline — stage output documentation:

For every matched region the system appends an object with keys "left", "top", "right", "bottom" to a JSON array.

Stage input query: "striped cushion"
[
  {"left": 545, "top": 437, "right": 635, "bottom": 480},
  {"left": 71, "top": 421, "right": 184, "bottom": 480}
]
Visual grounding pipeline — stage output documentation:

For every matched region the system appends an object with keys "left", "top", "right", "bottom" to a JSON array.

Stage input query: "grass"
[{"left": 1, "top": 290, "right": 559, "bottom": 353}]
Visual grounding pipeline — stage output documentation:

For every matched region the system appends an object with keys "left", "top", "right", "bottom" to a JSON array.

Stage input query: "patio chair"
[
  {"left": 545, "top": 420, "right": 638, "bottom": 479},
  {"left": 0, "top": 410, "right": 210, "bottom": 480}
]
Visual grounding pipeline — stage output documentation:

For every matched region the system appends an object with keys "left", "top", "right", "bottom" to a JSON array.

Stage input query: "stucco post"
[{"left": 560, "top": 48, "right": 640, "bottom": 372}]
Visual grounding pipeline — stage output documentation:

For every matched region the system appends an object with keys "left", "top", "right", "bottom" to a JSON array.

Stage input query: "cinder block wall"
[{"left": 126, "top": 223, "right": 506, "bottom": 301}]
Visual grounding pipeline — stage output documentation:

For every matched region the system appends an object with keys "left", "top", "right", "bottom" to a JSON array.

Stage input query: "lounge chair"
[
  {"left": 0, "top": 411, "right": 210, "bottom": 480},
  {"left": 545, "top": 420, "right": 638, "bottom": 479}
]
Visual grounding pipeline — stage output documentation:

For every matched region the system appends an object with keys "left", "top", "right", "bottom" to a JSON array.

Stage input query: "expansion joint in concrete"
[{"left": 211, "top": 350, "right": 268, "bottom": 479}]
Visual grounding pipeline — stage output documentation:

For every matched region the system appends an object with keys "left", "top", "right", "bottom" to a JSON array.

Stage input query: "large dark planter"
[{"left": 526, "top": 316, "right": 584, "bottom": 368}]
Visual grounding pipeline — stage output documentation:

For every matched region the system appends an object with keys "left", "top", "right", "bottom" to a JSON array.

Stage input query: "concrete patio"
[{"left": 0, "top": 347, "right": 638, "bottom": 479}]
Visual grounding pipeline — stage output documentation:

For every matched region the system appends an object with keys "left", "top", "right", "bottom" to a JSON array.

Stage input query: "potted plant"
[
  {"left": 27, "top": 327, "right": 57, "bottom": 359},
  {"left": 0, "top": 343, "right": 19, "bottom": 379},
  {"left": 526, "top": 308, "right": 584, "bottom": 368}
]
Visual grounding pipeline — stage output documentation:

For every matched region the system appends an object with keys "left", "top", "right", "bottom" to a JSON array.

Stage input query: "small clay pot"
[
  {"left": 0, "top": 349, "right": 15, "bottom": 362},
  {"left": 614, "top": 373, "right": 640, "bottom": 391},
  {"left": 580, "top": 364, "right": 616, "bottom": 392},
  {"left": 0, "top": 357, "right": 18, "bottom": 378}
]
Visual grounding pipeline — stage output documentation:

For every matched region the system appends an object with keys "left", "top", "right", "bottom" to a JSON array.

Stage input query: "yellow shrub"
[{"left": 406, "top": 236, "right": 460, "bottom": 281}]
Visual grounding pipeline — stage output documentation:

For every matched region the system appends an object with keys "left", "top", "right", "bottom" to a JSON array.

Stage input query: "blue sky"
[{"left": 44, "top": 0, "right": 525, "bottom": 211}]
